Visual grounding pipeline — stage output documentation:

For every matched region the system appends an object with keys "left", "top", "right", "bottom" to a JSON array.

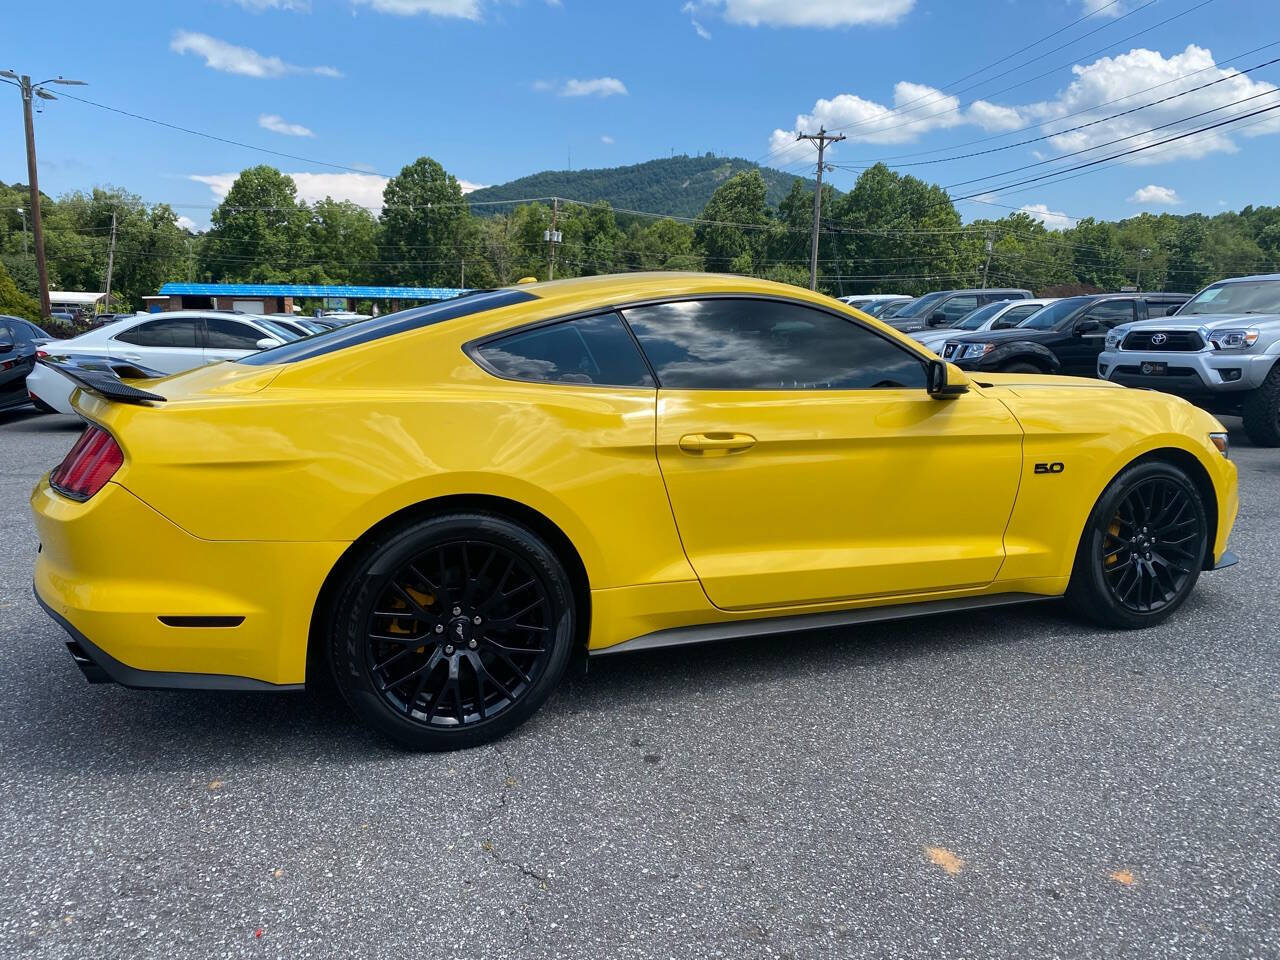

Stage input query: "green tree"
[
  {"left": 201, "top": 166, "right": 312, "bottom": 283},
  {"left": 0, "top": 258, "right": 40, "bottom": 323},
  {"left": 380, "top": 157, "right": 472, "bottom": 287},
  {"left": 696, "top": 170, "right": 770, "bottom": 273},
  {"left": 307, "top": 198, "right": 379, "bottom": 284}
]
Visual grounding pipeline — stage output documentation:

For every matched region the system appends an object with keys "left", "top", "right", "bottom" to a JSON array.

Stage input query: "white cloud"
[
  {"left": 692, "top": 18, "right": 712, "bottom": 38},
  {"left": 768, "top": 82, "right": 1024, "bottom": 154},
  {"left": 352, "top": 0, "right": 481, "bottom": 17},
  {"left": 1024, "top": 45, "right": 1280, "bottom": 164},
  {"left": 560, "top": 77, "right": 628, "bottom": 98},
  {"left": 175, "top": 215, "right": 199, "bottom": 231},
  {"left": 170, "top": 30, "right": 342, "bottom": 78},
  {"left": 1081, "top": 0, "right": 1125, "bottom": 15},
  {"left": 1128, "top": 184, "right": 1182, "bottom": 205},
  {"left": 1019, "top": 203, "right": 1077, "bottom": 231},
  {"left": 190, "top": 171, "right": 486, "bottom": 208},
  {"left": 258, "top": 114, "right": 315, "bottom": 137},
  {"left": 692, "top": 0, "right": 914, "bottom": 27},
  {"left": 228, "top": 0, "right": 311, "bottom": 10},
  {"left": 601, "top": 134, "right": 615, "bottom": 144}
]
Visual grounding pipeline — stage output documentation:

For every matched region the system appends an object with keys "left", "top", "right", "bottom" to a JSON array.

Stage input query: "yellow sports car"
[{"left": 32, "top": 273, "right": 1239, "bottom": 750}]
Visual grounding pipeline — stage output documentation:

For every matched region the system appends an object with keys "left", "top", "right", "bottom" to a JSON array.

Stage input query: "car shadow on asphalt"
[{"left": 0, "top": 409, "right": 82, "bottom": 432}]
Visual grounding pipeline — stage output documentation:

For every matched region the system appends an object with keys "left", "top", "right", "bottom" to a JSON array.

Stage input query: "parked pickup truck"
[{"left": 1098, "top": 273, "right": 1280, "bottom": 447}]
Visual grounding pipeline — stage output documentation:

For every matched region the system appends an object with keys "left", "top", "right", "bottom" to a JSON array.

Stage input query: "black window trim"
[
  {"left": 464, "top": 293, "right": 934, "bottom": 392},
  {"left": 110, "top": 315, "right": 206, "bottom": 349}
]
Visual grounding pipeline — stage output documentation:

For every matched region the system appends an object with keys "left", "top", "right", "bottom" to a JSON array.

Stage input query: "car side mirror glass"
[
  {"left": 927, "top": 359, "right": 970, "bottom": 398},
  {"left": 255, "top": 338, "right": 281, "bottom": 350},
  {"left": 1075, "top": 318, "right": 1102, "bottom": 335}
]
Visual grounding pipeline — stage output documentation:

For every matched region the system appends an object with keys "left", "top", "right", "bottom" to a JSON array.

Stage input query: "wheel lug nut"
[
  {"left": 468, "top": 639, "right": 478, "bottom": 649},
  {"left": 452, "top": 606, "right": 461, "bottom": 616},
  {"left": 473, "top": 615, "right": 482, "bottom": 625},
  {"left": 444, "top": 644, "right": 454, "bottom": 655},
  {"left": 434, "top": 624, "right": 444, "bottom": 634}
]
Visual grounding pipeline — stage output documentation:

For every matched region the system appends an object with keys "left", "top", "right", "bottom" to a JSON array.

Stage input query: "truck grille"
[{"left": 1121, "top": 330, "right": 1204, "bottom": 351}]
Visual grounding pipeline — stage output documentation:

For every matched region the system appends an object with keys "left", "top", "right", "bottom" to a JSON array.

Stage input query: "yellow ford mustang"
[{"left": 32, "top": 273, "right": 1239, "bottom": 750}]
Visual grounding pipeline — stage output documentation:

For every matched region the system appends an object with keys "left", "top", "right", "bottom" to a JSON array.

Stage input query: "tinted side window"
[
  {"left": 476, "top": 313, "right": 654, "bottom": 387},
  {"left": 622, "top": 298, "right": 927, "bottom": 390},
  {"left": 936, "top": 295, "right": 979, "bottom": 323},
  {"left": 206, "top": 317, "right": 270, "bottom": 350},
  {"left": 1145, "top": 300, "right": 1183, "bottom": 318},
  {"left": 114, "top": 319, "right": 200, "bottom": 347},
  {"left": 996, "top": 304, "right": 1042, "bottom": 328},
  {"left": 1084, "top": 300, "right": 1136, "bottom": 326}
]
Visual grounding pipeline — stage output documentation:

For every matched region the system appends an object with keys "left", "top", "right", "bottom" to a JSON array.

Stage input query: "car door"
[
  {"left": 621, "top": 297, "right": 1024, "bottom": 611},
  {"left": 928, "top": 293, "right": 979, "bottom": 329},
  {"left": 109, "top": 316, "right": 204, "bottom": 374},
  {"left": 1060, "top": 299, "right": 1136, "bottom": 376},
  {"left": 0, "top": 320, "right": 31, "bottom": 407},
  {"left": 203, "top": 316, "right": 281, "bottom": 363}
]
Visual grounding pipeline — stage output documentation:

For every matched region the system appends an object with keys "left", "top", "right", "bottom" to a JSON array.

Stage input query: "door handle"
[{"left": 678, "top": 432, "right": 756, "bottom": 456}]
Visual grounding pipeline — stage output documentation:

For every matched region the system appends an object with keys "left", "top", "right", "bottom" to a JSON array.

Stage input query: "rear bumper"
[{"left": 31, "top": 477, "right": 347, "bottom": 688}]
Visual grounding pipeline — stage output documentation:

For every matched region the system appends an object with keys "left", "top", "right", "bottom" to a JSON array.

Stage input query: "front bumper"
[
  {"left": 32, "top": 477, "right": 348, "bottom": 688},
  {"left": 1098, "top": 348, "right": 1276, "bottom": 396}
]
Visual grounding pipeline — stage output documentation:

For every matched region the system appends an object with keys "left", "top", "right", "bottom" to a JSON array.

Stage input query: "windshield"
[
  {"left": 1179, "top": 279, "right": 1280, "bottom": 316},
  {"left": 952, "top": 301, "right": 1007, "bottom": 331},
  {"left": 891, "top": 292, "right": 945, "bottom": 318},
  {"left": 1018, "top": 296, "right": 1095, "bottom": 330}
]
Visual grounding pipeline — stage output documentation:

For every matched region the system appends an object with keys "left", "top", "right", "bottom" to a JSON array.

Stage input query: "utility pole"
[
  {"left": 981, "top": 234, "right": 994, "bottom": 288},
  {"left": 545, "top": 198, "right": 561, "bottom": 281},
  {"left": 1136, "top": 247, "right": 1151, "bottom": 289},
  {"left": 2, "top": 70, "right": 86, "bottom": 320},
  {"left": 460, "top": 258, "right": 465, "bottom": 289},
  {"left": 102, "top": 209, "right": 118, "bottom": 312},
  {"left": 795, "top": 127, "right": 844, "bottom": 290}
]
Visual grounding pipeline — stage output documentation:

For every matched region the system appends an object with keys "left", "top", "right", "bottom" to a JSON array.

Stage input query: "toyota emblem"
[{"left": 1151, "top": 333, "right": 1168, "bottom": 345}]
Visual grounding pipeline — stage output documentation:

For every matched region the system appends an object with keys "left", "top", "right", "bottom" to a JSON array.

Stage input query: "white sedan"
[
  {"left": 27, "top": 311, "right": 299, "bottom": 415},
  {"left": 912, "top": 298, "right": 1059, "bottom": 354}
]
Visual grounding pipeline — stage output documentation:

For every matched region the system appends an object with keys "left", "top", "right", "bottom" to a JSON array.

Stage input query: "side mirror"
[
  {"left": 1075, "top": 318, "right": 1101, "bottom": 336},
  {"left": 927, "top": 359, "right": 970, "bottom": 398},
  {"left": 255, "top": 337, "right": 282, "bottom": 350},
  {"left": 926, "top": 311, "right": 948, "bottom": 327}
]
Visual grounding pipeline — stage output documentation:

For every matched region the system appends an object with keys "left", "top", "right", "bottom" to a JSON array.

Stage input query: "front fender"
[{"left": 976, "top": 341, "right": 1061, "bottom": 372}]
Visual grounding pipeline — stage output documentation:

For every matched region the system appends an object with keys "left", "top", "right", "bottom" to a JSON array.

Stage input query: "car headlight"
[
  {"left": 1208, "top": 329, "right": 1259, "bottom": 350},
  {"left": 1104, "top": 328, "right": 1126, "bottom": 351},
  {"left": 961, "top": 342, "right": 994, "bottom": 360}
]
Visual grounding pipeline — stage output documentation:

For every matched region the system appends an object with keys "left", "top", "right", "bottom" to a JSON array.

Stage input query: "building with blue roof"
[{"left": 147, "top": 282, "right": 473, "bottom": 315}]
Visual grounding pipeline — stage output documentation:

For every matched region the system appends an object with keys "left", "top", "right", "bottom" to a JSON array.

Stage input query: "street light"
[{"left": 3, "top": 69, "right": 86, "bottom": 319}]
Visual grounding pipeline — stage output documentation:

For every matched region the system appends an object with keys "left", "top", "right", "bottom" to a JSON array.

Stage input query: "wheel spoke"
[{"left": 364, "top": 537, "right": 556, "bottom": 730}]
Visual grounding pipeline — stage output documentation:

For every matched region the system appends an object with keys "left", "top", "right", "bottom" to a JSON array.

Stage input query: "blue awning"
[{"left": 158, "top": 283, "right": 472, "bottom": 300}]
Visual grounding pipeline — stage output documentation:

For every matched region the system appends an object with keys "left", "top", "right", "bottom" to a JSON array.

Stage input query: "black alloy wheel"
[
  {"left": 1067, "top": 461, "right": 1208, "bottom": 629},
  {"left": 1098, "top": 477, "right": 1203, "bottom": 614},
  {"left": 328, "top": 513, "right": 575, "bottom": 750}
]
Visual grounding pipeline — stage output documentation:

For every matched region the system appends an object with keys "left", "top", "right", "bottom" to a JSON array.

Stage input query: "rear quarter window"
[{"left": 474, "top": 313, "right": 654, "bottom": 387}]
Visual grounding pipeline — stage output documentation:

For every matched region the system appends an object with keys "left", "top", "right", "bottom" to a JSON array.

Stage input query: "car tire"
[
  {"left": 326, "top": 511, "right": 576, "bottom": 751},
  {"left": 1065, "top": 460, "right": 1208, "bottom": 630},
  {"left": 1241, "top": 364, "right": 1280, "bottom": 447},
  {"left": 1002, "top": 361, "right": 1041, "bottom": 374}
]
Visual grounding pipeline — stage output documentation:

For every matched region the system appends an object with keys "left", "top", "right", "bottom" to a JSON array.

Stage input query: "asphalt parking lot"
[{"left": 0, "top": 408, "right": 1276, "bottom": 960}]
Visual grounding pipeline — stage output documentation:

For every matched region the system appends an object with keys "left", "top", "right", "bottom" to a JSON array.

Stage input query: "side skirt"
[{"left": 591, "top": 592, "right": 1054, "bottom": 657}]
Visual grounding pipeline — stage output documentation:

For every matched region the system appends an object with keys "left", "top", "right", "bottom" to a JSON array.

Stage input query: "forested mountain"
[{"left": 465, "top": 154, "right": 823, "bottom": 218}]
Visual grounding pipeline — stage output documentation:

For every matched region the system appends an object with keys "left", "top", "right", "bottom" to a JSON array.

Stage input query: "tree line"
[{"left": 3, "top": 157, "right": 1280, "bottom": 326}]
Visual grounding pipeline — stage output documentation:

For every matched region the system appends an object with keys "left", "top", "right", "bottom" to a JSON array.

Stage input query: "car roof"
[
  {"left": 1213, "top": 273, "right": 1280, "bottom": 284},
  {"left": 935, "top": 287, "right": 1031, "bottom": 295}
]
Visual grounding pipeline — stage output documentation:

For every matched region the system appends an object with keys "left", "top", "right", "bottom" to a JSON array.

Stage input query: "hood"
[
  {"left": 944, "top": 326, "right": 1059, "bottom": 346},
  {"left": 1123, "top": 312, "right": 1280, "bottom": 332},
  {"left": 974, "top": 371, "right": 1123, "bottom": 392}
]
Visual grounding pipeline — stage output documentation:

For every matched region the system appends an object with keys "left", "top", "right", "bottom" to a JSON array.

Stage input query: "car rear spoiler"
[{"left": 42, "top": 360, "right": 167, "bottom": 406}]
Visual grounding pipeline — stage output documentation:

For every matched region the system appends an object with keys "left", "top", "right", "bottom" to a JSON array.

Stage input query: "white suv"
[{"left": 27, "top": 311, "right": 299, "bottom": 415}]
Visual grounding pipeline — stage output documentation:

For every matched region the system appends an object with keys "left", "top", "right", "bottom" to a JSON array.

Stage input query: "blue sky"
[{"left": 3, "top": 0, "right": 1277, "bottom": 230}]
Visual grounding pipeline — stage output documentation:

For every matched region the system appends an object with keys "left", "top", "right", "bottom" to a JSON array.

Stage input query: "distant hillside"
[{"left": 465, "top": 154, "right": 824, "bottom": 219}]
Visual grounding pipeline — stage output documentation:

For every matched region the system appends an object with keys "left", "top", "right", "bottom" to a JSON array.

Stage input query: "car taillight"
[
  {"left": 36, "top": 350, "right": 48, "bottom": 359},
  {"left": 49, "top": 425, "right": 123, "bottom": 501}
]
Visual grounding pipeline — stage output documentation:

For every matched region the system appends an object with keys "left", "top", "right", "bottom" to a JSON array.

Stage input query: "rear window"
[
  {"left": 475, "top": 313, "right": 654, "bottom": 387},
  {"left": 239, "top": 289, "right": 538, "bottom": 365}
]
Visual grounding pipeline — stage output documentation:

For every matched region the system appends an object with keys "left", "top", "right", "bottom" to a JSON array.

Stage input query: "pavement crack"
[{"left": 481, "top": 839, "right": 551, "bottom": 890}]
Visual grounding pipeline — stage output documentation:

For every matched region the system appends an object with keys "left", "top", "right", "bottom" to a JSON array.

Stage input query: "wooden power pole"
[
  {"left": 545, "top": 198, "right": 561, "bottom": 281},
  {"left": 102, "top": 209, "right": 118, "bottom": 311},
  {"left": 19, "top": 75, "right": 52, "bottom": 320},
  {"left": 795, "top": 127, "right": 845, "bottom": 290}
]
